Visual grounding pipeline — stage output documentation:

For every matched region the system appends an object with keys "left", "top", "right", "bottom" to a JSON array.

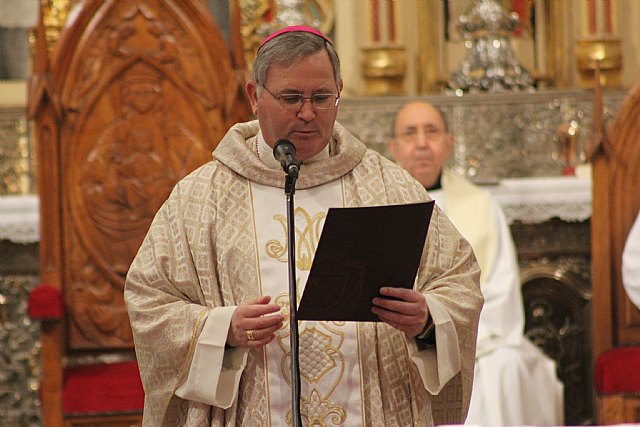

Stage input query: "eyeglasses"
[
  {"left": 396, "top": 126, "right": 445, "bottom": 144},
  {"left": 262, "top": 85, "right": 340, "bottom": 110}
]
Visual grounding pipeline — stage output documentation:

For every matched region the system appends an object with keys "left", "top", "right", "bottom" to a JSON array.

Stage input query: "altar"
[
  {"left": 0, "top": 175, "right": 593, "bottom": 243},
  {"left": 489, "top": 175, "right": 591, "bottom": 225},
  {"left": 0, "top": 194, "right": 40, "bottom": 425}
]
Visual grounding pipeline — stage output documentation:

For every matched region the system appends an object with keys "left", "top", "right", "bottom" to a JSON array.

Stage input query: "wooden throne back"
[{"left": 29, "top": 0, "right": 250, "bottom": 423}]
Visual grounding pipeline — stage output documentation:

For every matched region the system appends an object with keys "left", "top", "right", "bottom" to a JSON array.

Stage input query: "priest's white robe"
[
  {"left": 125, "top": 121, "right": 483, "bottom": 426},
  {"left": 430, "top": 170, "right": 564, "bottom": 427}
]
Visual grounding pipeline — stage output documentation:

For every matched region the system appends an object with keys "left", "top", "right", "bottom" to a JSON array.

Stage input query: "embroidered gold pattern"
[
  {"left": 299, "top": 327, "right": 340, "bottom": 383},
  {"left": 265, "top": 208, "right": 326, "bottom": 270},
  {"left": 274, "top": 292, "right": 291, "bottom": 321},
  {"left": 276, "top": 321, "right": 349, "bottom": 425},
  {"left": 286, "top": 388, "right": 348, "bottom": 426},
  {"left": 266, "top": 204, "right": 351, "bottom": 424}
]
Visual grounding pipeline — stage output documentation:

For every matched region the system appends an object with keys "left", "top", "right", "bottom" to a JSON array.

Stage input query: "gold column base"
[
  {"left": 576, "top": 38, "right": 622, "bottom": 89},
  {"left": 361, "top": 46, "right": 407, "bottom": 96}
]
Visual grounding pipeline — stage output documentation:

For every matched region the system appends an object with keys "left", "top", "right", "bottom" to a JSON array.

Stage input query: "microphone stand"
[{"left": 284, "top": 170, "right": 302, "bottom": 427}]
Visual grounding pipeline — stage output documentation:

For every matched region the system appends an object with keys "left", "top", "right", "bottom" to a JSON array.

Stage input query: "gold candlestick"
[
  {"left": 576, "top": 38, "right": 622, "bottom": 88},
  {"left": 360, "top": 45, "right": 406, "bottom": 96}
]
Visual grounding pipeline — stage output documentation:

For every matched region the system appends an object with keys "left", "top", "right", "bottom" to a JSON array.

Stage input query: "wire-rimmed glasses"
[{"left": 262, "top": 85, "right": 340, "bottom": 110}]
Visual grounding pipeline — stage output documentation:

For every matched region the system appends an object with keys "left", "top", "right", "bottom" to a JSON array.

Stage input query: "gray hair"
[{"left": 253, "top": 31, "right": 341, "bottom": 89}]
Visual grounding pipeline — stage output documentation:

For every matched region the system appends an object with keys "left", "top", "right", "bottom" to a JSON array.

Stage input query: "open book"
[{"left": 297, "top": 201, "right": 435, "bottom": 322}]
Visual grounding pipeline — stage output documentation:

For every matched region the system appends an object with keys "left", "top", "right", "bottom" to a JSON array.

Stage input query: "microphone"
[{"left": 273, "top": 139, "right": 301, "bottom": 177}]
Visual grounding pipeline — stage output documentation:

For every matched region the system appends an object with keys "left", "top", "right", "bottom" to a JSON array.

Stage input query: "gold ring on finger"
[{"left": 246, "top": 329, "right": 255, "bottom": 341}]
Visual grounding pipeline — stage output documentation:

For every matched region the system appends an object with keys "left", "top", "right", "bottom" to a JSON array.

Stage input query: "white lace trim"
[{"left": 488, "top": 177, "right": 592, "bottom": 224}]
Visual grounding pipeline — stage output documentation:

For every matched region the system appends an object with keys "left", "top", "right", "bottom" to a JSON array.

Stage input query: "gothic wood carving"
[{"left": 41, "top": 0, "right": 251, "bottom": 350}]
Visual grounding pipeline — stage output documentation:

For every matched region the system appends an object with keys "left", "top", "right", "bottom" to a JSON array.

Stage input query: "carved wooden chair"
[
  {"left": 591, "top": 77, "right": 640, "bottom": 424},
  {"left": 27, "top": 1, "right": 250, "bottom": 425},
  {"left": 520, "top": 265, "right": 592, "bottom": 424}
]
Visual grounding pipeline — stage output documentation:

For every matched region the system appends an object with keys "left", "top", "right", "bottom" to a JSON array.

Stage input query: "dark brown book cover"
[{"left": 297, "top": 201, "right": 435, "bottom": 322}]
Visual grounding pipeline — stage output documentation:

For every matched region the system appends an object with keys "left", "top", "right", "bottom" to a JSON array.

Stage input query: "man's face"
[
  {"left": 246, "top": 50, "right": 342, "bottom": 161},
  {"left": 388, "top": 102, "right": 454, "bottom": 188}
]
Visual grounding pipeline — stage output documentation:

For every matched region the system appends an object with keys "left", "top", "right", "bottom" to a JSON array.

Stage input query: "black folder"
[{"left": 297, "top": 201, "right": 435, "bottom": 322}]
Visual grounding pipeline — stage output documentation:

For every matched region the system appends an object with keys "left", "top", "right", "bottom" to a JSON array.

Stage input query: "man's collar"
[
  {"left": 256, "top": 131, "right": 281, "bottom": 169},
  {"left": 213, "top": 120, "right": 367, "bottom": 190},
  {"left": 426, "top": 172, "right": 443, "bottom": 191},
  {"left": 256, "top": 131, "right": 331, "bottom": 169}
]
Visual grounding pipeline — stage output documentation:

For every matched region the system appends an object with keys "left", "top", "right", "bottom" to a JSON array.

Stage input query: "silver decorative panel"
[
  {"left": 337, "top": 89, "right": 626, "bottom": 182},
  {"left": 0, "top": 273, "right": 41, "bottom": 426}
]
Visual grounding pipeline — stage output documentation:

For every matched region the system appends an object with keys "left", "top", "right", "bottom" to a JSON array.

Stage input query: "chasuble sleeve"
[
  {"left": 125, "top": 171, "right": 232, "bottom": 425},
  {"left": 412, "top": 205, "right": 482, "bottom": 422},
  {"left": 355, "top": 151, "right": 483, "bottom": 421},
  {"left": 406, "top": 295, "right": 460, "bottom": 394}
]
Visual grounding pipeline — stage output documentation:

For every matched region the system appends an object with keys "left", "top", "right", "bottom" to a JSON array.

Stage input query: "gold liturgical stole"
[{"left": 249, "top": 178, "right": 367, "bottom": 426}]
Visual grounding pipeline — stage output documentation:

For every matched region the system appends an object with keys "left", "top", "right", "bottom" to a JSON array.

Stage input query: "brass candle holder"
[
  {"left": 360, "top": 45, "right": 407, "bottom": 96},
  {"left": 576, "top": 38, "right": 622, "bottom": 88}
]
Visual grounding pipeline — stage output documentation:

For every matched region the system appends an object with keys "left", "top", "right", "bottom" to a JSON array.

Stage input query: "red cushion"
[
  {"left": 28, "top": 284, "right": 63, "bottom": 320},
  {"left": 594, "top": 346, "right": 640, "bottom": 394},
  {"left": 63, "top": 361, "right": 144, "bottom": 414}
]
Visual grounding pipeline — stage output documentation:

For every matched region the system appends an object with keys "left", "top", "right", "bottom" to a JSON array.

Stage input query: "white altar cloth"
[
  {"left": 0, "top": 176, "right": 592, "bottom": 242},
  {"left": 487, "top": 176, "right": 591, "bottom": 225},
  {"left": 0, "top": 194, "right": 39, "bottom": 243}
]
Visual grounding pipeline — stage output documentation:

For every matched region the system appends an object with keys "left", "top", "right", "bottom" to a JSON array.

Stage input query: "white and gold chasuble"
[{"left": 125, "top": 120, "right": 483, "bottom": 427}]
